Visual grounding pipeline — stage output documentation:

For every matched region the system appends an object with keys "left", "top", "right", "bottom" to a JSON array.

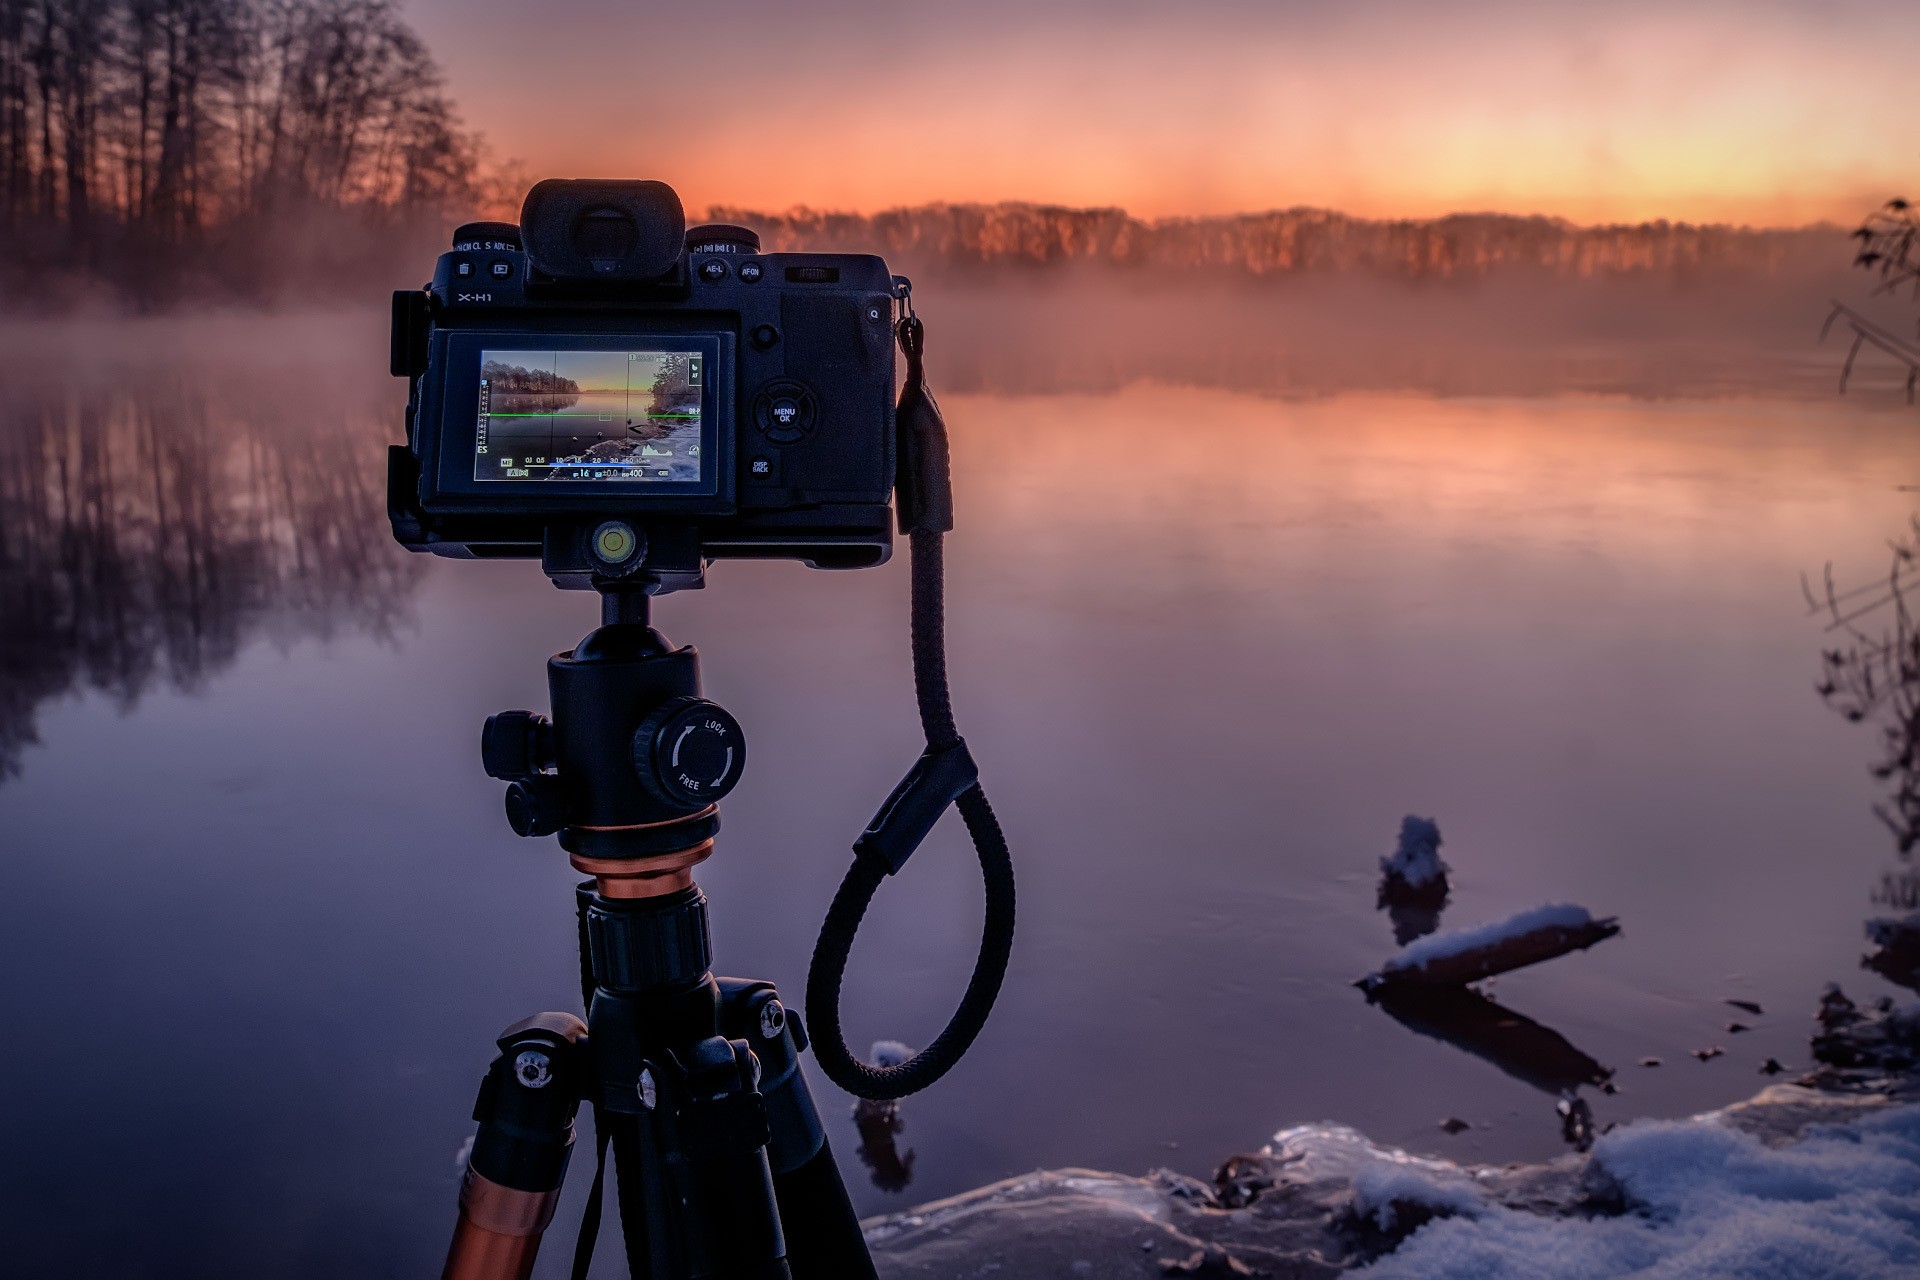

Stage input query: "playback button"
[{"left": 752, "top": 380, "right": 817, "bottom": 445}]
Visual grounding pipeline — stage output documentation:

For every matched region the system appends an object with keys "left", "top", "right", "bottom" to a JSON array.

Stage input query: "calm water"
[{"left": 2, "top": 321, "right": 1916, "bottom": 1276}]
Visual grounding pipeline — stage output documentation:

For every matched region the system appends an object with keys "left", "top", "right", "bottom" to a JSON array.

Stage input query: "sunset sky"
[{"left": 410, "top": 0, "right": 1918, "bottom": 227}]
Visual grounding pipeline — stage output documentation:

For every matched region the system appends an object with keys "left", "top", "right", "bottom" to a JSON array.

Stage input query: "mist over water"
[{"left": 1, "top": 300, "right": 1916, "bottom": 1276}]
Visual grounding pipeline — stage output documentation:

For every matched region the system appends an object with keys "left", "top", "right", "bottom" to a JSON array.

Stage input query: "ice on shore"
[
  {"left": 1348, "top": 1164, "right": 1486, "bottom": 1235},
  {"left": 863, "top": 1081, "right": 1920, "bottom": 1279},
  {"left": 1360, "top": 1103, "right": 1920, "bottom": 1279}
]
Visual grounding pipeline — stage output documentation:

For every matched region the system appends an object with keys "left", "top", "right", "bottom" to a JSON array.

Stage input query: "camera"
[{"left": 388, "top": 178, "right": 901, "bottom": 589}]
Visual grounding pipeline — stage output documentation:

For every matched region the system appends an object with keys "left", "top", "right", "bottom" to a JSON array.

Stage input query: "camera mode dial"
[
  {"left": 632, "top": 696, "right": 746, "bottom": 810},
  {"left": 452, "top": 220, "right": 521, "bottom": 252}
]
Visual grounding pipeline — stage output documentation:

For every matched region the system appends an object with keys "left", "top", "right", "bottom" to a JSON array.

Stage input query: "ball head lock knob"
[
  {"left": 632, "top": 696, "right": 746, "bottom": 810},
  {"left": 482, "top": 710, "right": 555, "bottom": 782}
]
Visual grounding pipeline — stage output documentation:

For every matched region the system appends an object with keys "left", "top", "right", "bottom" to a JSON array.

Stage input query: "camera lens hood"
[{"left": 520, "top": 179, "right": 686, "bottom": 282}]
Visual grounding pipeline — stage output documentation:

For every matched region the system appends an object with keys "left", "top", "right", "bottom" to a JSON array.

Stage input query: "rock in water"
[{"left": 1378, "top": 815, "right": 1450, "bottom": 900}]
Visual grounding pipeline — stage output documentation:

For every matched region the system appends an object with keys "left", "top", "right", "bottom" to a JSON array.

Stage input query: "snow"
[
  {"left": 1358, "top": 1104, "right": 1920, "bottom": 1280},
  {"left": 870, "top": 1040, "right": 915, "bottom": 1068},
  {"left": 1263, "top": 1121, "right": 1465, "bottom": 1182},
  {"left": 1381, "top": 816, "right": 1448, "bottom": 889},
  {"left": 1387, "top": 903, "right": 1601, "bottom": 975},
  {"left": 1866, "top": 913, "right": 1920, "bottom": 948},
  {"left": 1350, "top": 1165, "right": 1487, "bottom": 1234}
]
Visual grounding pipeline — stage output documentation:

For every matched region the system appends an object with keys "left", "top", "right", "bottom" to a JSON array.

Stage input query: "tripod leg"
[
  {"left": 443, "top": 1013, "right": 588, "bottom": 1280},
  {"left": 719, "top": 981, "right": 877, "bottom": 1280}
]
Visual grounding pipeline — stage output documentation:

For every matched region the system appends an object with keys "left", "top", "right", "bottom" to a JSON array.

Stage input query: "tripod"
[{"left": 440, "top": 584, "right": 876, "bottom": 1280}]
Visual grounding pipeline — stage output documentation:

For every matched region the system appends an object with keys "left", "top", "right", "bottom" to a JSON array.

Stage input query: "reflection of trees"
[
  {"left": 1814, "top": 195, "right": 1920, "bottom": 1017},
  {"left": 0, "top": 354, "right": 420, "bottom": 779}
]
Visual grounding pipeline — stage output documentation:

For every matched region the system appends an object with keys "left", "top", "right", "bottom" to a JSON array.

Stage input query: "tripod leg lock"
[
  {"left": 443, "top": 1013, "right": 588, "bottom": 1280},
  {"left": 679, "top": 1036, "right": 774, "bottom": 1160}
]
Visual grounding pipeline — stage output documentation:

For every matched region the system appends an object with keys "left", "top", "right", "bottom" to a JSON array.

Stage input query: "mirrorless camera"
[{"left": 388, "top": 179, "right": 900, "bottom": 588}]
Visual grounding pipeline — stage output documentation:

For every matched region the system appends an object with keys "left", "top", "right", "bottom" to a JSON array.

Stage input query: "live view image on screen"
[{"left": 474, "top": 348, "right": 703, "bottom": 483}]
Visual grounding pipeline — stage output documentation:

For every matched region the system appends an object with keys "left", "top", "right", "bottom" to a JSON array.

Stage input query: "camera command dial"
[{"left": 632, "top": 696, "right": 746, "bottom": 810}]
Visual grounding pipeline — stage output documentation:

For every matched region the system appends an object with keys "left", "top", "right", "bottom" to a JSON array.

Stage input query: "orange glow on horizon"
[{"left": 412, "top": 2, "right": 1919, "bottom": 230}]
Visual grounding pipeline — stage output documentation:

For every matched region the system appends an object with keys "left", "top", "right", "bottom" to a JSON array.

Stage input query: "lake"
[{"left": 1, "top": 314, "right": 1914, "bottom": 1277}]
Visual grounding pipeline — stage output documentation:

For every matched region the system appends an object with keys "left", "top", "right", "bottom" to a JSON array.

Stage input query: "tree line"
[{"left": 0, "top": 0, "right": 495, "bottom": 304}]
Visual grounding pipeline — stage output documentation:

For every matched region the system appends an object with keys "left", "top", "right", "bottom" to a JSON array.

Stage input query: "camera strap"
[
  {"left": 803, "top": 301, "right": 1019, "bottom": 1100},
  {"left": 572, "top": 304, "right": 1019, "bottom": 1280}
]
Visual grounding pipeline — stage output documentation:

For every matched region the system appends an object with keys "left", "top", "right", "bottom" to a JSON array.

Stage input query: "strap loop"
[{"left": 805, "top": 312, "right": 1016, "bottom": 1101}]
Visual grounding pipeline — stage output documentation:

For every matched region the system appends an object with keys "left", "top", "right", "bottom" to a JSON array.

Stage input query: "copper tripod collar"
[
  {"left": 570, "top": 838, "right": 715, "bottom": 898},
  {"left": 570, "top": 803, "right": 717, "bottom": 833}
]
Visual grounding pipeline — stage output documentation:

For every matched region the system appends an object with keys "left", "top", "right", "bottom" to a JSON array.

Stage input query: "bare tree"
[
  {"left": 1824, "top": 199, "right": 1920, "bottom": 402},
  {"left": 0, "top": 0, "right": 483, "bottom": 302},
  {"left": 1815, "top": 195, "right": 1920, "bottom": 853}
]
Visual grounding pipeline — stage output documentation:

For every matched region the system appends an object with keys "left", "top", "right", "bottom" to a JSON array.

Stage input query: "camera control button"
[
  {"left": 752, "top": 381, "right": 816, "bottom": 445},
  {"left": 750, "top": 324, "right": 779, "bottom": 350},
  {"left": 489, "top": 260, "right": 512, "bottom": 278},
  {"left": 738, "top": 261, "right": 763, "bottom": 283},
  {"left": 455, "top": 260, "right": 474, "bottom": 277},
  {"left": 698, "top": 257, "right": 728, "bottom": 282}
]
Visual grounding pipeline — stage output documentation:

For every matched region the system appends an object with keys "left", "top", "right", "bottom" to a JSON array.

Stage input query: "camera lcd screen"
[{"left": 473, "top": 348, "right": 705, "bottom": 484}]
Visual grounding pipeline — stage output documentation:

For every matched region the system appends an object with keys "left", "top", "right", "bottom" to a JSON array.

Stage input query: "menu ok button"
[{"left": 752, "top": 380, "right": 817, "bottom": 445}]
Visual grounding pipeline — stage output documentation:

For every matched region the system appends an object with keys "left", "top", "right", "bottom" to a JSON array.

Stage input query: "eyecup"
[{"left": 520, "top": 179, "right": 685, "bottom": 282}]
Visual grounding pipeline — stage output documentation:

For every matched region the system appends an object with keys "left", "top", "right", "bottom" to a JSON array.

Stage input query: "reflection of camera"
[{"left": 388, "top": 178, "right": 899, "bottom": 587}]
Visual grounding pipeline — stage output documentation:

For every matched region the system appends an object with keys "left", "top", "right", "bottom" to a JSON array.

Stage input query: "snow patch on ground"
[
  {"left": 1359, "top": 1104, "right": 1920, "bottom": 1279},
  {"left": 1350, "top": 1165, "right": 1487, "bottom": 1234},
  {"left": 1390, "top": 903, "right": 1599, "bottom": 973}
]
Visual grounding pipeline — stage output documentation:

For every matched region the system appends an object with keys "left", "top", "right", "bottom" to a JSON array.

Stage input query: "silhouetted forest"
[
  {"left": 0, "top": 0, "right": 491, "bottom": 305},
  {"left": 481, "top": 361, "right": 577, "bottom": 395},
  {"left": 719, "top": 202, "right": 1842, "bottom": 284}
]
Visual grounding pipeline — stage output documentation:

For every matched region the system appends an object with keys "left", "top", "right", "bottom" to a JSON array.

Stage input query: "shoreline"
[{"left": 863, "top": 995, "right": 1920, "bottom": 1278}]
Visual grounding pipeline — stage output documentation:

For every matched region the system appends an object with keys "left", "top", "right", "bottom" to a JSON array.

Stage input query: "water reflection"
[
  {"left": 3, "top": 317, "right": 1917, "bottom": 1272},
  {"left": 852, "top": 1099, "right": 916, "bottom": 1194},
  {"left": 0, "top": 347, "right": 418, "bottom": 778},
  {"left": 1370, "top": 987, "right": 1614, "bottom": 1097}
]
